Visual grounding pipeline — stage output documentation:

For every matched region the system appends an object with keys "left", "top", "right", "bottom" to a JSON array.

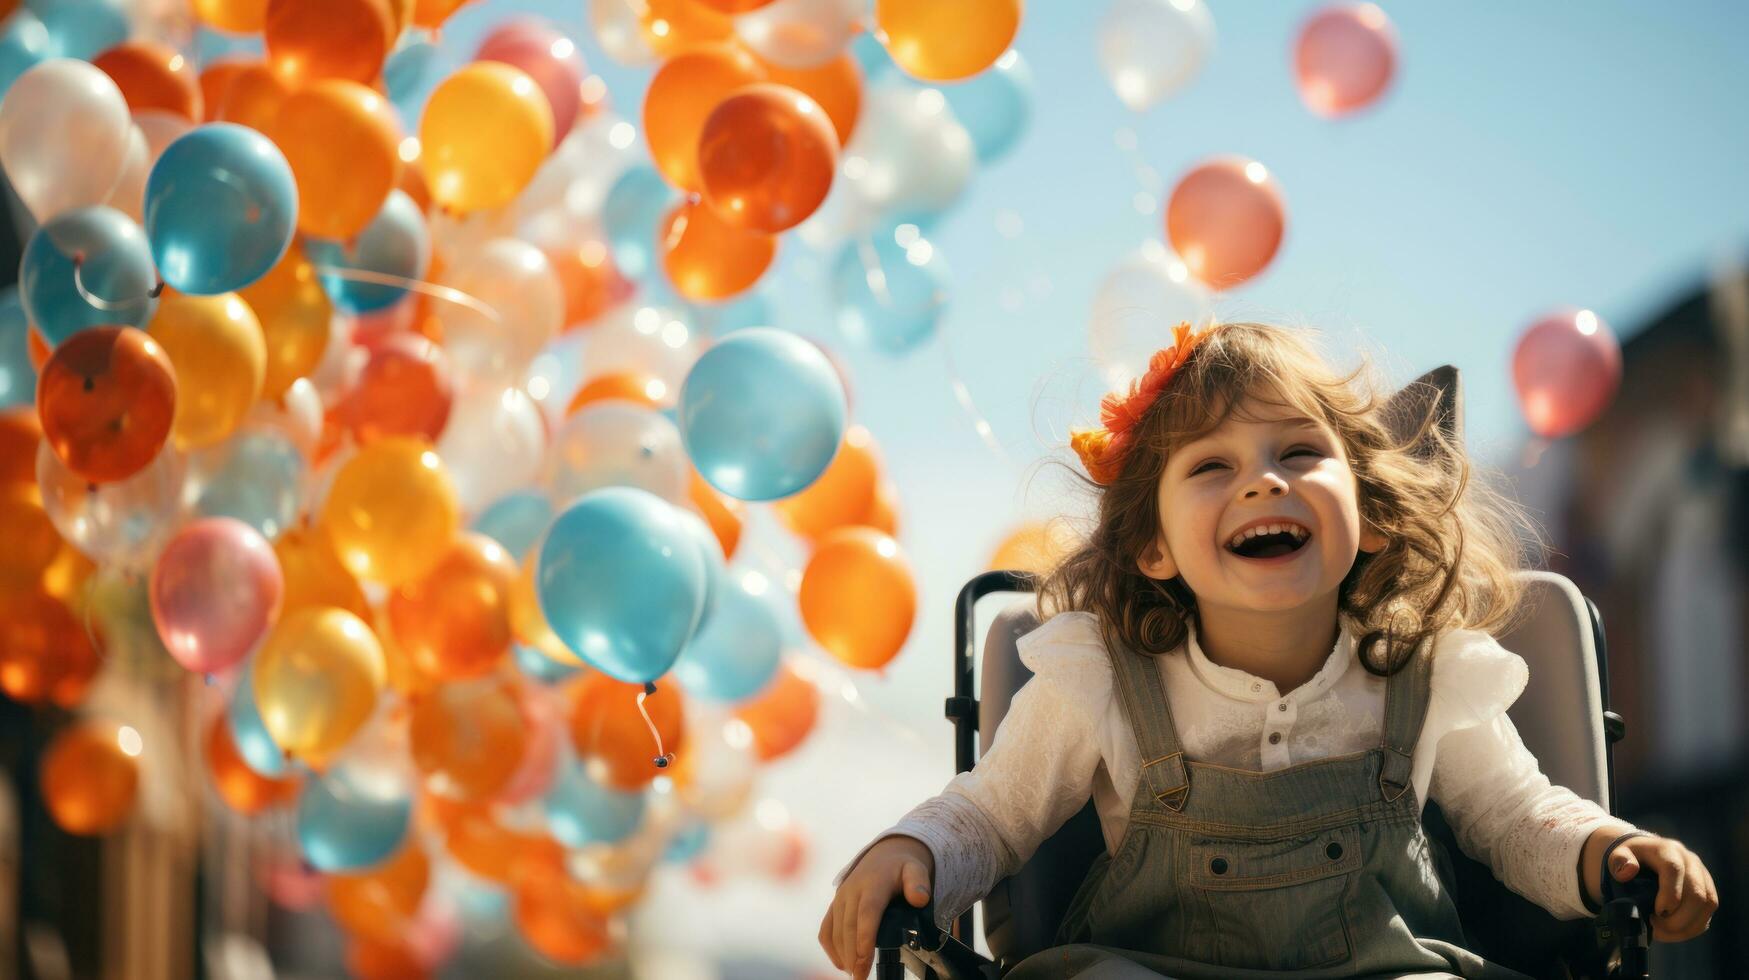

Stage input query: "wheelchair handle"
[{"left": 1595, "top": 851, "right": 1659, "bottom": 980}]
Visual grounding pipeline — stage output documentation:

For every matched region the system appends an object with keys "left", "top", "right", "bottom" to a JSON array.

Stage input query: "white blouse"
[{"left": 837, "top": 611, "right": 1632, "bottom": 932}]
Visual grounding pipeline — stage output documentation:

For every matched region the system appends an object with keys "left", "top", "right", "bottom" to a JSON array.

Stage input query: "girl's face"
[{"left": 1137, "top": 396, "right": 1385, "bottom": 614}]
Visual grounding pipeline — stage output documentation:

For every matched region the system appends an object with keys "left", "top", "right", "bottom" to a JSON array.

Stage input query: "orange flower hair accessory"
[{"left": 1070, "top": 321, "right": 1214, "bottom": 485}]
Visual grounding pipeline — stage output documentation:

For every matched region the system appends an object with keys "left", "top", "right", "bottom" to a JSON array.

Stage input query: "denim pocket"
[{"left": 1187, "top": 828, "right": 1360, "bottom": 969}]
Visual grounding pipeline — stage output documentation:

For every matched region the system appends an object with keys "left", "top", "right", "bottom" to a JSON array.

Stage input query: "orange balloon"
[
  {"left": 659, "top": 200, "right": 776, "bottom": 302},
  {"left": 239, "top": 242, "right": 333, "bottom": 401},
  {"left": 772, "top": 424, "right": 878, "bottom": 541},
  {"left": 799, "top": 526, "right": 916, "bottom": 671},
  {"left": 409, "top": 679, "right": 528, "bottom": 801},
  {"left": 345, "top": 937, "right": 430, "bottom": 980},
  {"left": 0, "top": 590, "right": 98, "bottom": 707},
  {"left": 388, "top": 532, "right": 516, "bottom": 680},
  {"left": 425, "top": 795, "right": 564, "bottom": 884},
  {"left": 212, "top": 61, "right": 293, "bottom": 133},
  {"left": 274, "top": 525, "right": 371, "bottom": 621},
  {"left": 27, "top": 325, "right": 49, "bottom": 373},
  {"left": 206, "top": 715, "right": 300, "bottom": 815},
  {"left": 37, "top": 327, "right": 177, "bottom": 484},
  {"left": 340, "top": 334, "right": 453, "bottom": 446},
  {"left": 198, "top": 61, "right": 248, "bottom": 122},
  {"left": 397, "top": 153, "right": 432, "bottom": 212},
  {"left": 329, "top": 840, "right": 429, "bottom": 943},
  {"left": 567, "top": 673, "right": 685, "bottom": 792},
  {"left": 1165, "top": 156, "right": 1287, "bottom": 290},
  {"left": 563, "top": 371, "right": 664, "bottom": 417},
  {"left": 419, "top": 62, "right": 554, "bottom": 214},
  {"left": 698, "top": 83, "right": 836, "bottom": 233},
  {"left": 509, "top": 549, "right": 577, "bottom": 667},
  {"left": 319, "top": 437, "right": 459, "bottom": 587},
  {"left": 0, "top": 408, "right": 41, "bottom": 485},
  {"left": 39, "top": 540, "right": 98, "bottom": 607},
  {"left": 864, "top": 478, "right": 899, "bottom": 537},
  {"left": 732, "top": 661, "right": 819, "bottom": 761},
  {"left": 410, "top": 0, "right": 468, "bottom": 29},
  {"left": 271, "top": 80, "right": 403, "bottom": 239},
  {"left": 760, "top": 54, "right": 861, "bottom": 146},
  {"left": 0, "top": 483, "right": 60, "bottom": 587},
  {"left": 194, "top": 0, "right": 269, "bottom": 33},
  {"left": 93, "top": 42, "right": 203, "bottom": 120},
  {"left": 687, "top": 467, "right": 744, "bottom": 561},
  {"left": 639, "top": 0, "right": 732, "bottom": 58},
  {"left": 874, "top": 0, "right": 1020, "bottom": 82},
  {"left": 265, "top": 0, "right": 394, "bottom": 86},
  {"left": 693, "top": 0, "right": 772, "bottom": 11},
  {"left": 41, "top": 722, "right": 139, "bottom": 836},
  {"left": 512, "top": 865, "right": 614, "bottom": 966},
  {"left": 988, "top": 519, "right": 1078, "bottom": 576},
  {"left": 642, "top": 44, "right": 763, "bottom": 193},
  {"left": 545, "top": 239, "right": 629, "bottom": 331}
]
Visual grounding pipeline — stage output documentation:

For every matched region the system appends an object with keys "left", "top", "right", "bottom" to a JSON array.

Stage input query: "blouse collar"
[{"left": 1183, "top": 616, "right": 1356, "bottom": 704}]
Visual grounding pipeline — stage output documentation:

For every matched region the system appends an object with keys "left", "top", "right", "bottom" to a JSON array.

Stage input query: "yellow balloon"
[
  {"left": 319, "top": 437, "right": 459, "bottom": 587},
  {"left": 253, "top": 607, "right": 386, "bottom": 760},
  {"left": 874, "top": 0, "right": 1021, "bottom": 82},
  {"left": 239, "top": 242, "right": 332, "bottom": 402},
  {"left": 193, "top": 0, "right": 268, "bottom": 33},
  {"left": 147, "top": 291, "right": 267, "bottom": 449},
  {"left": 420, "top": 62, "right": 554, "bottom": 213},
  {"left": 510, "top": 549, "right": 581, "bottom": 667}
]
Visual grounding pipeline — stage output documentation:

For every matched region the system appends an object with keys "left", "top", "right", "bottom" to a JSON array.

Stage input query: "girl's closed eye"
[{"left": 1189, "top": 446, "right": 1323, "bottom": 476}]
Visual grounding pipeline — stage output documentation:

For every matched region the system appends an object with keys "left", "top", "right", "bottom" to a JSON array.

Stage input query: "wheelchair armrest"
[{"left": 874, "top": 899, "right": 1000, "bottom": 980}]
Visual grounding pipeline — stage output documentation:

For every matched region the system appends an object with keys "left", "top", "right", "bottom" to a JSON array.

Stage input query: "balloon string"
[
  {"left": 308, "top": 265, "right": 503, "bottom": 326},
  {"left": 637, "top": 681, "right": 674, "bottom": 768},
  {"left": 71, "top": 256, "right": 163, "bottom": 311}
]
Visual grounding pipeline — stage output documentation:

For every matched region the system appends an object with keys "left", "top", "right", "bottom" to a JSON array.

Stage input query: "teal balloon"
[
  {"left": 384, "top": 35, "right": 442, "bottom": 117},
  {"left": 672, "top": 576, "right": 782, "bottom": 702},
  {"left": 602, "top": 165, "right": 674, "bottom": 281},
  {"left": 664, "top": 822, "right": 708, "bottom": 862},
  {"left": 672, "top": 507, "right": 725, "bottom": 632},
  {"left": 472, "top": 490, "right": 552, "bottom": 560},
  {"left": 544, "top": 762, "right": 645, "bottom": 847},
  {"left": 305, "top": 190, "right": 428, "bottom": 313},
  {"left": 832, "top": 232, "right": 949, "bottom": 356},
  {"left": 228, "top": 663, "right": 287, "bottom": 777},
  {"left": 296, "top": 772, "right": 411, "bottom": 872},
  {"left": 0, "top": 11, "right": 49, "bottom": 96},
  {"left": 35, "top": 0, "right": 127, "bottom": 60},
  {"left": 0, "top": 289, "right": 33, "bottom": 408},
  {"left": 145, "top": 123, "right": 297, "bottom": 295},
  {"left": 192, "top": 429, "right": 306, "bottom": 541},
  {"left": 942, "top": 51, "right": 1031, "bottom": 164},
  {"left": 679, "top": 327, "right": 846, "bottom": 501},
  {"left": 19, "top": 206, "right": 158, "bottom": 344},
  {"left": 536, "top": 487, "right": 707, "bottom": 683},
  {"left": 514, "top": 643, "right": 580, "bottom": 684}
]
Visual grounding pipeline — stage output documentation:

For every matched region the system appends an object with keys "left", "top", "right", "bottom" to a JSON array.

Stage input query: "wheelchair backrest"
[{"left": 972, "top": 569, "right": 1611, "bottom": 968}]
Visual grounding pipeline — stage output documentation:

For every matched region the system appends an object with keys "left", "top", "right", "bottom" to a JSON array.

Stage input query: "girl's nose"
[{"left": 1242, "top": 472, "right": 1289, "bottom": 498}]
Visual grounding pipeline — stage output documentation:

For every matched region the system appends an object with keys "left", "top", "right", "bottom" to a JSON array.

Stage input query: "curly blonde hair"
[{"left": 1035, "top": 321, "right": 1544, "bottom": 675}]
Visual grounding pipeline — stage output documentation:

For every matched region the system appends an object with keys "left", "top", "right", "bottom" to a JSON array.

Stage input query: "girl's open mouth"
[{"left": 1225, "top": 525, "right": 1311, "bottom": 562}]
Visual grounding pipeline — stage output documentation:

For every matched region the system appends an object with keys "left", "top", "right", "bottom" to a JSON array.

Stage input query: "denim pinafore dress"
[{"left": 1008, "top": 635, "right": 1534, "bottom": 980}]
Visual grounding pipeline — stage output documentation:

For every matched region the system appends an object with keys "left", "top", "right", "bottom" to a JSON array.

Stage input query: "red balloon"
[
  {"left": 1511, "top": 308, "right": 1621, "bottom": 439},
  {"left": 698, "top": 83, "right": 838, "bottom": 233},
  {"left": 339, "top": 334, "right": 454, "bottom": 445},
  {"left": 1294, "top": 3, "right": 1397, "bottom": 118},
  {"left": 37, "top": 326, "right": 177, "bottom": 484},
  {"left": 1165, "top": 157, "right": 1286, "bottom": 291},
  {"left": 476, "top": 19, "right": 586, "bottom": 148}
]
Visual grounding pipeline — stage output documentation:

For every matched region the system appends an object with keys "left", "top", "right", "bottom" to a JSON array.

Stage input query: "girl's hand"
[
  {"left": 818, "top": 835, "right": 934, "bottom": 980},
  {"left": 1598, "top": 832, "right": 1719, "bottom": 942}
]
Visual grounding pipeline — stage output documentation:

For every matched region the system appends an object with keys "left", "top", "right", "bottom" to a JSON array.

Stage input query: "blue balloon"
[
  {"left": 664, "top": 821, "right": 709, "bottom": 863},
  {"left": 514, "top": 643, "right": 581, "bottom": 684},
  {"left": 227, "top": 663, "right": 287, "bottom": 777},
  {"left": 384, "top": 35, "right": 442, "bottom": 116},
  {"left": 672, "top": 507, "right": 725, "bottom": 630},
  {"left": 602, "top": 165, "right": 675, "bottom": 282},
  {"left": 305, "top": 190, "right": 429, "bottom": 313},
  {"left": 544, "top": 762, "right": 646, "bottom": 847},
  {"left": 192, "top": 429, "right": 306, "bottom": 540},
  {"left": 679, "top": 327, "right": 847, "bottom": 501},
  {"left": 35, "top": 0, "right": 126, "bottom": 60},
  {"left": 296, "top": 771, "right": 411, "bottom": 872},
  {"left": 20, "top": 206, "right": 159, "bottom": 344},
  {"left": 672, "top": 576, "right": 783, "bottom": 702},
  {"left": 0, "top": 12, "right": 49, "bottom": 96},
  {"left": 537, "top": 487, "right": 707, "bottom": 683},
  {"left": 145, "top": 123, "right": 297, "bottom": 295},
  {"left": 472, "top": 490, "right": 553, "bottom": 561},
  {"left": 0, "top": 289, "right": 33, "bottom": 408},
  {"left": 832, "top": 231, "right": 950, "bottom": 356},
  {"left": 941, "top": 51, "right": 1032, "bottom": 164}
]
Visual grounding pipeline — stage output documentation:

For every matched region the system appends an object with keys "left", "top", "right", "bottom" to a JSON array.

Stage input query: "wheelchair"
[{"left": 875, "top": 569, "right": 1662, "bottom": 980}]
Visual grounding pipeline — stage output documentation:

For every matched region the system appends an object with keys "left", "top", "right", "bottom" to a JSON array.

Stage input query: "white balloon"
[
  {"left": 589, "top": 0, "right": 656, "bottom": 67},
  {"left": 36, "top": 438, "right": 186, "bottom": 568},
  {"left": 735, "top": 0, "right": 864, "bottom": 69},
  {"left": 102, "top": 122, "right": 148, "bottom": 222},
  {"left": 580, "top": 303, "right": 704, "bottom": 408},
  {"left": 1089, "top": 242, "right": 1215, "bottom": 390},
  {"left": 0, "top": 59, "right": 134, "bottom": 221},
  {"left": 1098, "top": 0, "right": 1215, "bottom": 111},
  {"left": 435, "top": 384, "right": 548, "bottom": 515},
  {"left": 436, "top": 238, "right": 564, "bottom": 386},
  {"left": 546, "top": 400, "right": 689, "bottom": 506},
  {"left": 510, "top": 112, "right": 640, "bottom": 231},
  {"left": 247, "top": 376, "right": 325, "bottom": 456},
  {"left": 134, "top": 108, "right": 194, "bottom": 160}
]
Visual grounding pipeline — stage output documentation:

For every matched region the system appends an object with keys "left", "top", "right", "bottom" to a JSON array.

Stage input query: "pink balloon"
[
  {"left": 1294, "top": 3, "right": 1397, "bottom": 117},
  {"left": 1165, "top": 156, "right": 1287, "bottom": 291},
  {"left": 1512, "top": 308, "right": 1622, "bottom": 439},
  {"left": 495, "top": 685, "right": 562, "bottom": 806},
  {"left": 476, "top": 20, "right": 585, "bottom": 148},
  {"left": 150, "top": 517, "right": 284, "bottom": 674}
]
